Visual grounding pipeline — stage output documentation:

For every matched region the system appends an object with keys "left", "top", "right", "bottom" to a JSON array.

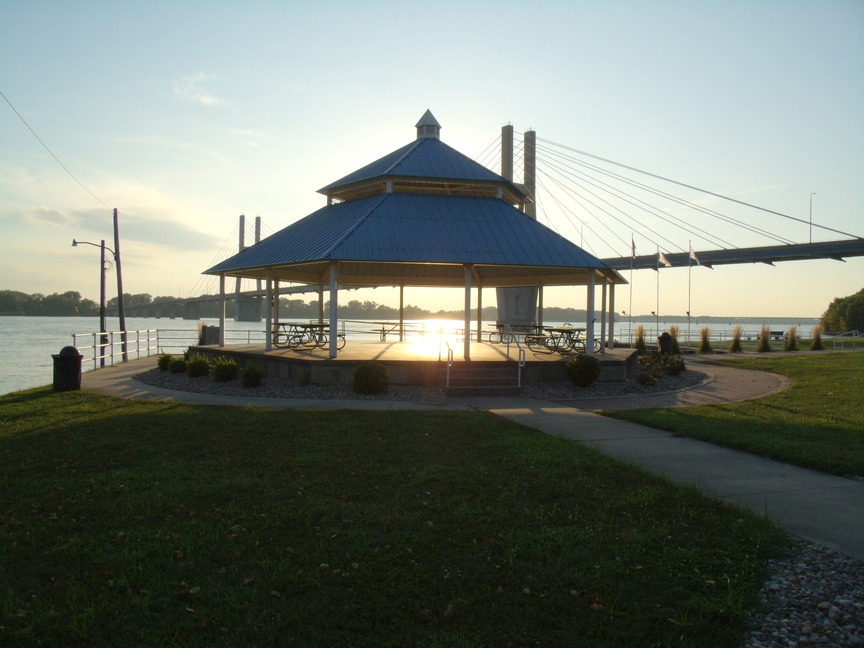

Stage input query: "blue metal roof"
[
  {"left": 318, "top": 137, "right": 505, "bottom": 194},
  {"left": 206, "top": 193, "right": 612, "bottom": 276}
]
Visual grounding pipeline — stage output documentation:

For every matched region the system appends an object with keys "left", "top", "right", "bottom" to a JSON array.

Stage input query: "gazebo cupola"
[{"left": 416, "top": 109, "right": 441, "bottom": 139}]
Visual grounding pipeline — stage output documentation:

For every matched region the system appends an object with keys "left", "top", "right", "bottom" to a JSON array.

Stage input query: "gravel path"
[{"left": 133, "top": 366, "right": 862, "bottom": 646}]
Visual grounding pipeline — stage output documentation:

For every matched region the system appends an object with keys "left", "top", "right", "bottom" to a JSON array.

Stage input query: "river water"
[{"left": 0, "top": 315, "right": 820, "bottom": 396}]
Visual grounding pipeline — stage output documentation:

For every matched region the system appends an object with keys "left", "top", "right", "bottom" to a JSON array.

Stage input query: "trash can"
[
  {"left": 657, "top": 332, "right": 673, "bottom": 354},
  {"left": 52, "top": 346, "right": 82, "bottom": 391}
]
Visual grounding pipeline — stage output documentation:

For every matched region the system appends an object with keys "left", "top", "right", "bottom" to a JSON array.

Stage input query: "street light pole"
[
  {"left": 73, "top": 237, "right": 118, "bottom": 367},
  {"left": 809, "top": 193, "right": 816, "bottom": 244}
]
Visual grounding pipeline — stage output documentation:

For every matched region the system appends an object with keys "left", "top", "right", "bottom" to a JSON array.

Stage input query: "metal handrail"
[{"left": 73, "top": 329, "right": 160, "bottom": 369}]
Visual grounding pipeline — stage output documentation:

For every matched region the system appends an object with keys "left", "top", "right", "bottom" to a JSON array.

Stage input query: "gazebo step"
[{"left": 444, "top": 385, "right": 523, "bottom": 397}]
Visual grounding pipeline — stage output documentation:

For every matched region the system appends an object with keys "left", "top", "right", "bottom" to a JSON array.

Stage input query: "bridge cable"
[{"left": 537, "top": 136, "right": 861, "bottom": 240}]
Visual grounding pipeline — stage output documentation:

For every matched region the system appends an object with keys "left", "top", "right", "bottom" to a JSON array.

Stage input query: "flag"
[
  {"left": 658, "top": 251, "right": 672, "bottom": 267},
  {"left": 631, "top": 237, "right": 636, "bottom": 259},
  {"left": 689, "top": 244, "right": 700, "bottom": 266}
]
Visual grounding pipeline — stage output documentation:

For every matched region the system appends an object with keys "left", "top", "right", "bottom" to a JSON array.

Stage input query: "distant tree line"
[
  {"left": 821, "top": 287, "right": 864, "bottom": 333},
  {"left": 0, "top": 288, "right": 595, "bottom": 321}
]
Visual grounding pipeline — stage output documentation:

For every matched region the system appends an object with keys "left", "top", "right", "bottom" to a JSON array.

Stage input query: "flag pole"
[
  {"left": 688, "top": 242, "right": 700, "bottom": 348},
  {"left": 655, "top": 246, "right": 660, "bottom": 337},
  {"left": 629, "top": 235, "right": 635, "bottom": 344}
]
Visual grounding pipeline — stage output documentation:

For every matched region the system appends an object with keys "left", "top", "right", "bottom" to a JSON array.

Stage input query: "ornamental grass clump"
[
  {"left": 186, "top": 354, "right": 211, "bottom": 378},
  {"left": 783, "top": 326, "right": 798, "bottom": 352},
  {"left": 240, "top": 363, "right": 264, "bottom": 388},
  {"left": 633, "top": 325, "right": 647, "bottom": 355},
  {"left": 729, "top": 325, "right": 743, "bottom": 353},
  {"left": 811, "top": 325, "right": 824, "bottom": 351},
  {"left": 668, "top": 326, "right": 681, "bottom": 354},
  {"left": 698, "top": 326, "right": 713, "bottom": 354},
  {"left": 758, "top": 324, "right": 772, "bottom": 353},
  {"left": 565, "top": 354, "right": 602, "bottom": 387},
  {"left": 353, "top": 362, "right": 389, "bottom": 395},
  {"left": 212, "top": 356, "right": 238, "bottom": 382}
]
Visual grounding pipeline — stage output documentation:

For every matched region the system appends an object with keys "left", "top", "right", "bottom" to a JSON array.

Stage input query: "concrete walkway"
[{"left": 81, "top": 356, "right": 863, "bottom": 561}]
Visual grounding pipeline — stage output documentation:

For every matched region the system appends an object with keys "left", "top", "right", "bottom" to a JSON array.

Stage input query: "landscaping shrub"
[
  {"left": 353, "top": 362, "right": 389, "bottom": 395},
  {"left": 729, "top": 325, "right": 743, "bottom": 353},
  {"left": 240, "top": 363, "right": 264, "bottom": 388},
  {"left": 633, "top": 325, "right": 647, "bottom": 354},
  {"left": 565, "top": 354, "right": 602, "bottom": 387},
  {"left": 212, "top": 355, "right": 238, "bottom": 382},
  {"left": 758, "top": 324, "right": 772, "bottom": 353},
  {"left": 186, "top": 354, "right": 211, "bottom": 378},
  {"left": 783, "top": 325, "right": 798, "bottom": 352},
  {"left": 157, "top": 352, "right": 173, "bottom": 371},
  {"left": 639, "top": 351, "right": 686, "bottom": 384},
  {"left": 811, "top": 325, "right": 824, "bottom": 351},
  {"left": 168, "top": 357, "right": 187, "bottom": 374},
  {"left": 667, "top": 326, "right": 681, "bottom": 354},
  {"left": 698, "top": 326, "right": 713, "bottom": 354}
]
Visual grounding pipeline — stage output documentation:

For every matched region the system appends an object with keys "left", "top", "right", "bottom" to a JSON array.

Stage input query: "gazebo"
[{"left": 204, "top": 111, "right": 626, "bottom": 360}]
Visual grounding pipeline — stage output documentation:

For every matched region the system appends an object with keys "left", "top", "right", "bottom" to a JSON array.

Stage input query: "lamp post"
[
  {"left": 809, "top": 193, "right": 816, "bottom": 244},
  {"left": 72, "top": 238, "right": 113, "bottom": 367},
  {"left": 72, "top": 209, "right": 127, "bottom": 361}
]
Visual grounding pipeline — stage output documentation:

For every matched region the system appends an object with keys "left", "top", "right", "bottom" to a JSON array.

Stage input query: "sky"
[{"left": 1, "top": 0, "right": 862, "bottom": 319}]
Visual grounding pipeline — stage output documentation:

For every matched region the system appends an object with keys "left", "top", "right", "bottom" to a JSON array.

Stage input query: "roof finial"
[{"left": 416, "top": 109, "right": 441, "bottom": 140}]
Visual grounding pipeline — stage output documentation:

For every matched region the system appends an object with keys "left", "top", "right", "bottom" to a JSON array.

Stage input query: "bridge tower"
[
  {"left": 496, "top": 126, "right": 540, "bottom": 326},
  {"left": 234, "top": 214, "right": 263, "bottom": 321}
]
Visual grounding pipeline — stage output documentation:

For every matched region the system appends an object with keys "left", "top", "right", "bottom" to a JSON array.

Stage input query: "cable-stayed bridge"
[{"left": 129, "top": 131, "right": 864, "bottom": 320}]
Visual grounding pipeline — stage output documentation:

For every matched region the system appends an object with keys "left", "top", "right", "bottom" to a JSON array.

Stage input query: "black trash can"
[
  {"left": 657, "top": 332, "right": 673, "bottom": 354},
  {"left": 53, "top": 346, "right": 82, "bottom": 391}
]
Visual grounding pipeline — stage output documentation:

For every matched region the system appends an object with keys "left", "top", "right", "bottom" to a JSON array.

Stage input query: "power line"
[{"left": 1, "top": 89, "right": 109, "bottom": 209}]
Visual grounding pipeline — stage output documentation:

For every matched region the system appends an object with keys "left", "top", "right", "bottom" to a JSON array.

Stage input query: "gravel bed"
[
  {"left": 742, "top": 539, "right": 863, "bottom": 647},
  {"left": 134, "top": 366, "right": 708, "bottom": 403}
]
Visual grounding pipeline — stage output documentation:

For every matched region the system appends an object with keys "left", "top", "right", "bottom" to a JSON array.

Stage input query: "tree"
[{"left": 821, "top": 288, "right": 864, "bottom": 333}]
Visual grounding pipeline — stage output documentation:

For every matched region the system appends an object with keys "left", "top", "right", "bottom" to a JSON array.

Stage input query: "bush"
[
  {"left": 811, "top": 325, "right": 824, "bottom": 351},
  {"left": 639, "top": 351, "right": 686, "bottom": 383},
  {"left": 186, "top": 354, "right": 211, "bottom": 378},
  {"left": 168, "top": 357, "right": 187, "bottom": 374},
  {"left": 212, "top": 356, "right": 238, "bottom": 382},
  {"left": 353, "top": 362, "right": 389, "bottom": 395},
  {"left": 667, "top": 326, "right": 681, "bottom": 354},
  {"left": 698, "top": 327, "right": 713, "bottom": 354},
  {"left": 758, "top": 324, "right": 772, "bottom": 353},
  {"left": 729, "top": 325, "right": 743, "bottom": 353},
  {"left": 783, "top": 326, "right": 798, "bottom": 352},
  {"left": 565, "top": 354, "right": 602, "bottom": 388},
  {"left": 633, "top": 325, "right": 646, "bottom": 355},
  {"left": 157, "top": 352, "right": 173, "bottom": 371},
  {"left": 240, "top": 363, "right": 264, "bottom": 388}
]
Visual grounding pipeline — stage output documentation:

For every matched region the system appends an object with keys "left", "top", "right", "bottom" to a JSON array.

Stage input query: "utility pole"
[{"left": 113, "top": 208, "right": 127, "bottom": 361}]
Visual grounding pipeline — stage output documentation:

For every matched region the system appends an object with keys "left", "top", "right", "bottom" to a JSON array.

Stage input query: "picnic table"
[
  {"left": 272, "top": 321, "right": 345, "bottom": 350},
  {"left": 526, "top": 325, "right": 599, "bottom": 354},
  {"left": 371, "top": 321, "right": 427, "bottom": 342}
]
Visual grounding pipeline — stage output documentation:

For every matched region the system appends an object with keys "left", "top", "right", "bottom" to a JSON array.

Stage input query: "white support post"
[
  {"left": 476, "top": 283, "right": 483, "bottom": 342},
  {"left": 608, "top": 283, "right": 616, "bottom": 350},
  {"left": 600, "top": 279, "right": 607, "bottom": 354},
  {"left": 328, "top": 262, "right": 339, "bottom": 359},
  {"left": 586, "top": 273, "right": 595, "bottom": 356},
  {"left": 218, "top": 274, "right": 226, "bottom": 346},
  {"left": 464, "top": 265, "right": 472, "bottom": 360},
  {"left": 265, "top": 269, "right": 273, "bottom": 352},
  {"left": 399, "top": 285, "right": 405, "bottom": 341}
]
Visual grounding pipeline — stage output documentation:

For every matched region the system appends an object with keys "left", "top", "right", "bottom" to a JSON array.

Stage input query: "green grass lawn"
[
  {"left": 0, "top": 389, "right": 784, "bottom": 647},
  {"left": 602, "top": 351, "right": 864, "bottom": 477}
]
